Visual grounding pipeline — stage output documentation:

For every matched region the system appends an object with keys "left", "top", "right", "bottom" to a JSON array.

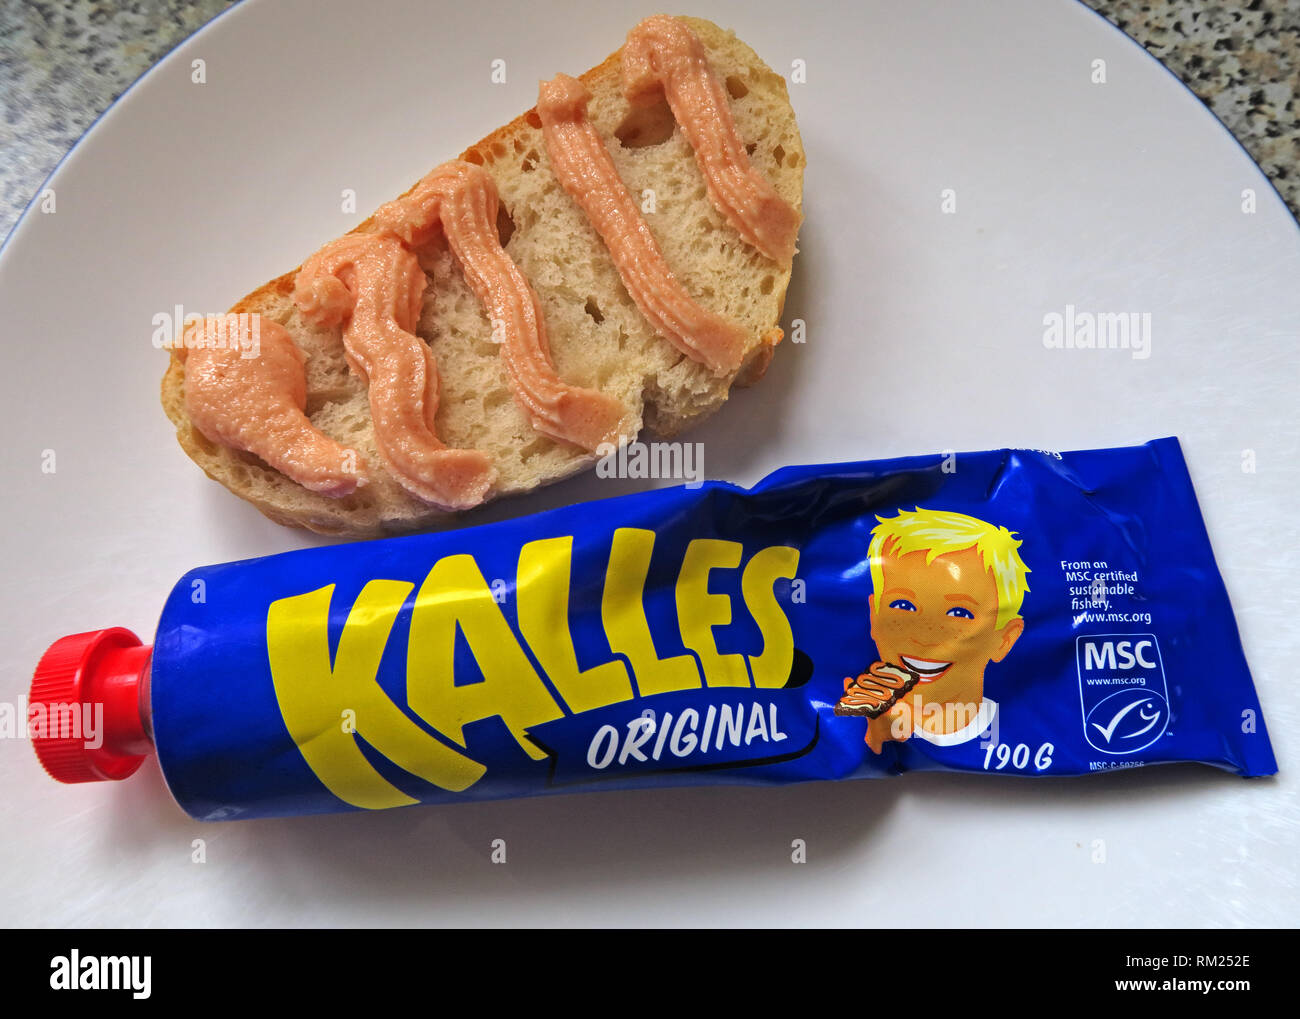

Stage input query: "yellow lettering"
[
  {"left": 267, "top": 583, "right": 486, "bottom": 810},
  {"left": 407, "top": 554, "right": 562, "bottom": 760},
  {"left": 517, "top": 536, "right": 634, "bottom": 713},
  {"left": 601, "top": 528, "right": 701, "bottom": 695},
  {"left": 743, "top": 546, "right": 801, "bottom": 687},
  {"left": 677, "top": 539, "right": 750, "bottom": 687}
]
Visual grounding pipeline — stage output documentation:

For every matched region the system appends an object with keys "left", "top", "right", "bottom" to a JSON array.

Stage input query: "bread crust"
[{"left": 161, "top": 16, "right": 804, "bottom": 536}]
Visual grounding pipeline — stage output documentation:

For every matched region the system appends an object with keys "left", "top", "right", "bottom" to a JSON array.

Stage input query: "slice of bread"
[{"left": 160, "top": 15, "right": 804, "bottom": 536}]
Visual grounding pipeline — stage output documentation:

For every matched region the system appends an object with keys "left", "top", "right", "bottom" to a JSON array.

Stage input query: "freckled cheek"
[
  {"left": 870, "top": 614, "right": 906, "bottom": 654},
  {"left": 945, "top": 620, "right": 1001, "bottom": 660}
]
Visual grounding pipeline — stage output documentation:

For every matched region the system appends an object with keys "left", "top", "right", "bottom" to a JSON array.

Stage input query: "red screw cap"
[{"left": 29, "top": 628, "right": 153, "bottom": 783}]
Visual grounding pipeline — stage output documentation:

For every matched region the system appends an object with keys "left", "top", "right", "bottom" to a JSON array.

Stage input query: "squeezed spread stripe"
[
  {"left": 293, "top": 232, "right": 496, "bottom": 511},
  {"left": 182, "top": 315, "right": 367, "bottom": 497},
  {"left": 374, "top": 162, "right": 631, "bottom": 452},
  {"left": 538, "top": 72, "right": 748, "bottom": 377},
  {"left": 623, "top": 15, "right": 800, "bottom": 265}
]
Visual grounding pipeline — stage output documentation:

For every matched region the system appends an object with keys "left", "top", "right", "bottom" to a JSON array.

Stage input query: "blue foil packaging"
[{"left": 142, "top": 436, "right": 1275, "bottom": 820}]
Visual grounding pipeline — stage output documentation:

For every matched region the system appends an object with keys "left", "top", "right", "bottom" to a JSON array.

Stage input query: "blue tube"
[{"left": 145, "top": 436, "right": 1275, "bottom": 820}]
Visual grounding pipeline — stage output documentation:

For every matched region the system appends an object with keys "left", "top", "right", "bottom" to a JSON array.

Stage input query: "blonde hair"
[{"left": 868, "top": 507, "right": 1030, "bottom": 629}]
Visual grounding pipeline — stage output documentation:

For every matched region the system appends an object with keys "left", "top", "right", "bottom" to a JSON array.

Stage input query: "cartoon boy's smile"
[
  {"left": 899, "top": 657, "right": 953, "bottom": 680},
  {"left": 836, "top": 508, "right": 1030, "bottom": 752}
]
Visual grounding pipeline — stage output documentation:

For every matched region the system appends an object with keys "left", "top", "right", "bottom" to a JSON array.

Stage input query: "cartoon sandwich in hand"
[{"left": 835, "top": 507, "right": 1030, "bottom": 754}]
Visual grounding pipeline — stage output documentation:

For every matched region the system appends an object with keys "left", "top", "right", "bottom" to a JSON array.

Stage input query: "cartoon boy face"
[
  {"left": 840, "top": 507, "right": 1030, "bottom": 747},
  {"left": 870, "top": 544, "right": 1023, "bottom": 712}
]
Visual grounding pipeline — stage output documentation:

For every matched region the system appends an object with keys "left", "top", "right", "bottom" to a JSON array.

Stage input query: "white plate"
[{"left": 1, "top": 0, "right": 1296, "bottom": 928}]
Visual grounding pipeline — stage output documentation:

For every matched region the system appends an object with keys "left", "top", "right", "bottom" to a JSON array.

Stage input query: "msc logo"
[
  {"left": 1076, "top": 633, "right": 1169, "bottom": 755},
  {"left": 1084, "top": 687, "right": 1169, "bottom": 754},
  {"left": 1081, "top": 638, "right": 1157, "bottom": 671}
]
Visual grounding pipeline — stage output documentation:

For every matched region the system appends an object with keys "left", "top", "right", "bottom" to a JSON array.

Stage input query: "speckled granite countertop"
[{"left": 1, "top": 0, "right": 1297, "bottom": 240}]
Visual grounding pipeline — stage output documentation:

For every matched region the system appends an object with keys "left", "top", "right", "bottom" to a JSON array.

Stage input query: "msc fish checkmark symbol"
[{"left": 1091, "top": 697, "right": 1155, "bottom": 743}]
